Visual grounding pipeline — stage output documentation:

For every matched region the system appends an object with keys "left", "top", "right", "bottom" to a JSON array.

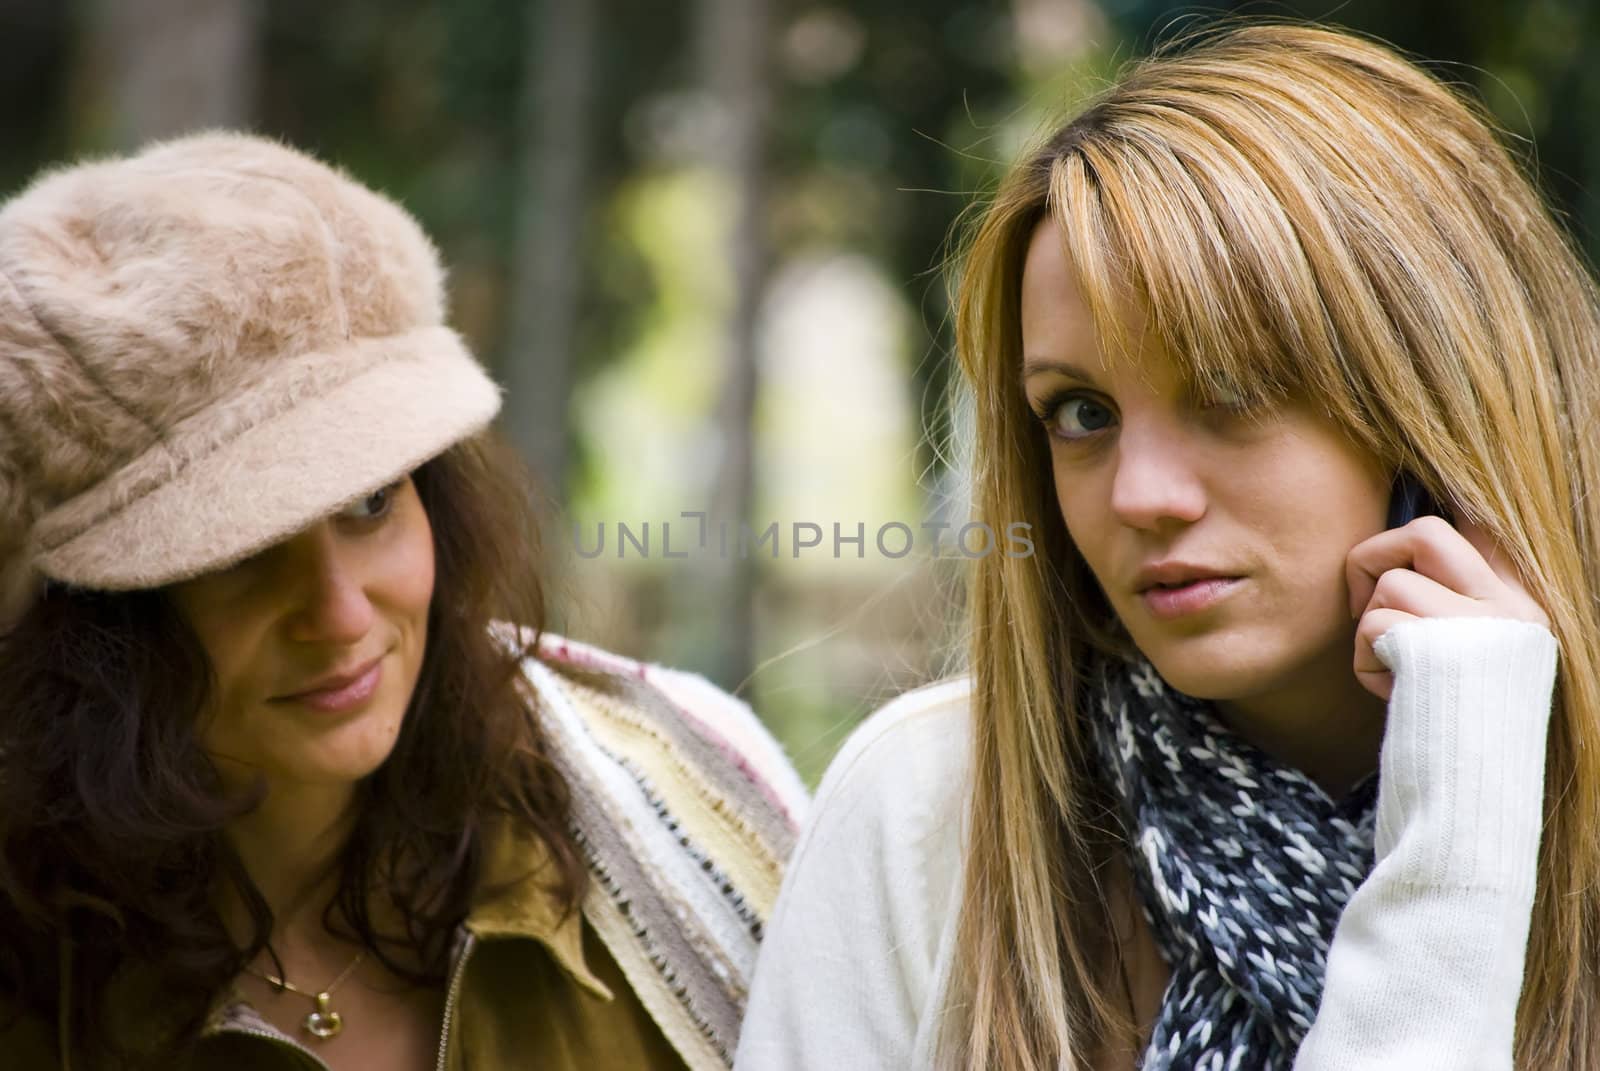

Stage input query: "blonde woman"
[{"left": 737, "top": 22, "right": 1596, "bottom": 1071}]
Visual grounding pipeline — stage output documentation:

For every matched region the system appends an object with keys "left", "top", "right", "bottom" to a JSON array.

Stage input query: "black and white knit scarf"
[{"left": 1087, "top": 653, "right": 1380, "bottom": 1070}]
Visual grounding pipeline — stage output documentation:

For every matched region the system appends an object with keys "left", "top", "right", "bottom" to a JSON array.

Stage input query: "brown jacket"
[
  {"left": 3, "top": 633, "right": 808, "bottom": 1069},
  {"left": 5, "top": 820, "right": 685, "bottom": 1070}
]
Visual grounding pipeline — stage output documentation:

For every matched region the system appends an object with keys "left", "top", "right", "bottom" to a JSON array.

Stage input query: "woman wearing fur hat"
[
  {"left": 740, "top": 22, "right": 1590, "bottom": 1071},
  {"left": 0, "top": 132, "right": 805, "bottom": 1071}
]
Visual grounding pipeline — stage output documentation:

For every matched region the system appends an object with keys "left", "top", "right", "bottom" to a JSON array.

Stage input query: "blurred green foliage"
[{"left": 1, "top": 0, "right": 1595, "bottom": 783}]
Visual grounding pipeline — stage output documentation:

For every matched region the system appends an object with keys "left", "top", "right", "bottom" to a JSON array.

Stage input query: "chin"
[
  {"left": 278, "top": 709, "right": 408, "bottom": 785},
  {"left": 282, "top": 750, "right": 399, "bottom": 787},
  {"left": 1128, "top": 627, "right": 1278, "bottom": 701}
]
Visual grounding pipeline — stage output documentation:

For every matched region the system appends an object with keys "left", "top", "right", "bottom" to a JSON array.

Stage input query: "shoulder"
[
  {"left": 793, "top": 675, "right": 972, "bottom": 886},
  {"left": 503, "top": 625, "right": 808, "bottom": 825},
  {"left": 767, "top": 675, "right": 974, "bottom": 941},
  {"left": 814, "top": 675, "right": 974, "bottom": 816},
  {"left": 737, "top": 678, "right": 974, "bottom": 1068},
  {"left": 488, "top": 622, "right": 805, "bottom": 920},
  {"left": 489, "top": 624, "right": 809, "bottom": 1067}
]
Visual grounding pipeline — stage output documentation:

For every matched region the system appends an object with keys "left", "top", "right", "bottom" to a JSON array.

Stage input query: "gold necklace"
[{"left": 244, "top": 950, "right": 366, "bottom": 1040}]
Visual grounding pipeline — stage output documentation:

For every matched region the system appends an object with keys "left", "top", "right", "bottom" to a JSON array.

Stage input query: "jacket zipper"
[
  {"left": 217, "top": 1025, "right": 333, "bottom": 1071},
  {"left": 198, "top": 932, "right": 478, "bottom": 1071},
  {"left": 435, "top": 931, "right": 477, "bottom": 1071}
]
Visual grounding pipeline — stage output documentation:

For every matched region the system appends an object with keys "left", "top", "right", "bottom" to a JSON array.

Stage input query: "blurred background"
[{"left": 4, "top": 0, "right": 1595, "bottom": 785}]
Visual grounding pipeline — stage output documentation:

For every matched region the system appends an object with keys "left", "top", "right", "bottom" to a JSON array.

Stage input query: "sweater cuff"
[{"left": 1370, "top": 617, "right": 1558, "bottom": 897}]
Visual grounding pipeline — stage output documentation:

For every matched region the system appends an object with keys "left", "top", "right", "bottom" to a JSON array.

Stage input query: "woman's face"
[
  {"left": 167, "top": 475, "right": 435, "bottom": 791},
  {"left": 1019, "top": 220, "right": 1391, "bottom": 724}
]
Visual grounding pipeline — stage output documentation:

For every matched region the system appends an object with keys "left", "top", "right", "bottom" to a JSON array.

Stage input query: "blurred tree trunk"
[
  {"left": 504, "top": 0, "right": 597, "bottom": 506},
  {"left": 693, "top": 0, "right": 773, "bottom": 687},
  {"left": 79, "top": 0, "right": 260, "bottom": 147}
]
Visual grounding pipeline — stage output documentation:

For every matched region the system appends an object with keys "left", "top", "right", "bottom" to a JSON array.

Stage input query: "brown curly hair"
[{"left": 0, "top": 431, "right": 586, "bottom": 1068}]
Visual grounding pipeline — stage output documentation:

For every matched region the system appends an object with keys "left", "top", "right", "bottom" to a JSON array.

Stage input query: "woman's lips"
[
  {"left": 1139, "top": 577, "right": 1242, "bottom": 620},
  {"left": 275, "top": 659, "right": 383, "bottom": 712}
]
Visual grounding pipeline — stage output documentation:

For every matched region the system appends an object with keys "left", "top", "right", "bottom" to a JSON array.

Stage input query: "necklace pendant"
[{"left": 304, "top": 991, "right": 343, "bottom": 1039}]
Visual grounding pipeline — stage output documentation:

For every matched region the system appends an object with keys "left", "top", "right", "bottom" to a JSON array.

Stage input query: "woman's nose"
[
  {"left": 1108, "top": 424, "right": 1207, "bottom": 530},
  {"left": 281, "top": 525, "right": 376, "bottom": 644}
]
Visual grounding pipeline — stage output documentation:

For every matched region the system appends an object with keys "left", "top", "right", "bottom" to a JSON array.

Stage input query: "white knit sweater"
[{"left": 734, "top": 616, "right": 1559, "bottom": 1070}]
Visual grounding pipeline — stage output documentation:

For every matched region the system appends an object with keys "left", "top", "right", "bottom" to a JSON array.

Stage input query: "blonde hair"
[{"left": 947, "top": 20, "right": 1600, "bottom": 1070}]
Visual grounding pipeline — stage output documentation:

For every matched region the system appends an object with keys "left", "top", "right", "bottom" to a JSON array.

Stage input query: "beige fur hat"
[{"left": 0, "top": 130, "right": 503, "bottom": 633}]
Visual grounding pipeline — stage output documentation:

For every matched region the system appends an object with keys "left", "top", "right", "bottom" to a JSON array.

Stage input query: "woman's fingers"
[
  {"left": 1345, "top": 515, "right": 1503, "bottom": 620},
  {"left": 1346, "top": 514, "right": 1550, "bottom": 701},
  {"left": 1351, "top": 569, "right": 1461, "bottom": 700},
  {"left": 1452, "top": 516, "right": 1546, "bottom": 624},
  {"left": 1353, "top": 605, "right": 1415, "bottom": 701},
  {"left": 1360, "top": 562, "right": 1468, "bottom": 618}
]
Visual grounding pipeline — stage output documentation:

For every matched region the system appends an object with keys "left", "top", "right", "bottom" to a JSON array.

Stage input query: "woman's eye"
[
  {"left": 1041, "top": 394, "right": 1115, "bottom": 440},
  {"left": 340, "top": 480, "right": 404, "bottom": 524},
  {"left": 1204, "top": 380, "right": 1247, "bottom": 409},
  {"left": 1203, "top": 379, "right": 1241, "bottom": 405}
]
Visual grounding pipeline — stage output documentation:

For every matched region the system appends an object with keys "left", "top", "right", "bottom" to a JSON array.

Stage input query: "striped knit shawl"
[{"left": 492, "top": 625, "right": 807, "bottom": 1070}]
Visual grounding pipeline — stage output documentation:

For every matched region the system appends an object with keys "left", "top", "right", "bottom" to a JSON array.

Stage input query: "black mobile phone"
[{"left": 1386, "top": 470, "right": 1447, "bottom": 529}]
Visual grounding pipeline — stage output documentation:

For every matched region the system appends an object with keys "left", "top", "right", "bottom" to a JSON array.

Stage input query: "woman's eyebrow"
[{"left": 1021, "top": 358, "right": 1097, "bottom": 383}]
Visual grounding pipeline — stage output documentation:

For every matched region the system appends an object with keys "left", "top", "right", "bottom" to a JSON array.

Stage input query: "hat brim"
[{"left": 35, "top": 328, "right": 504, "bottom": 591}]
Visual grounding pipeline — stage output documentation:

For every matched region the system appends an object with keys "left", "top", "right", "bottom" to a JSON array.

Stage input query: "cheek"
[
  {"left": 391, "top": 511, "right": 437, "bottom": 616},
  {"left": 1258, "top": 453, "right": 1387, "bottom": 597},
  {"left": 1052, "top": 465, "right": 1112, "bottom": 571},
  {"left": 168, "top": 590, "right": 267, "bottom": 716},
  {"left": 187, "top": 626, "right": 266, "bottom": 757}
]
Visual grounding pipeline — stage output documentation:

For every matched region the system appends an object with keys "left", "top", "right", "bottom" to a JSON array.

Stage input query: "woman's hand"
[{"left": 1346, "top": 515, "right": 1550, "bottom": 700}]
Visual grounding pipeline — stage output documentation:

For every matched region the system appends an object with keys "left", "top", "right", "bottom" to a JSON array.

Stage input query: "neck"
[
  {"left": 218, "top": 776, "right": 360, "bottom": 948},
  {"left": 1213, "top": 644, "right": 1386, "bottom": 800}
]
